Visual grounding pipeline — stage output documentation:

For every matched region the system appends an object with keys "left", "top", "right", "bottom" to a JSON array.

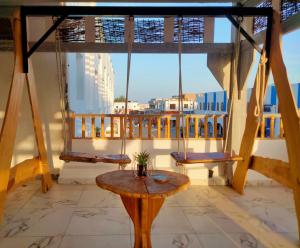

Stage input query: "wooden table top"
[{"left": 96, "top": 170, "right": 190, "bottom": 199}]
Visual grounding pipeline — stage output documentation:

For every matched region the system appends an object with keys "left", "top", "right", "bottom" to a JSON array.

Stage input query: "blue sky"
[{"left": 109, "top": 7, "right": 300, "bottom": 103}]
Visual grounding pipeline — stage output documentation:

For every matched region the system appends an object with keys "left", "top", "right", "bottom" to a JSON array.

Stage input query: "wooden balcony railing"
[
  {"left": 71, "top": 113, "right": 284, "bottom": 140},
  {"left": 71, "top": 113, "right": 227, "bottom": 140}
]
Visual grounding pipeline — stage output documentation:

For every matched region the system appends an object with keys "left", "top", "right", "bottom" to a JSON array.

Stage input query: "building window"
[
  {"left": 170, "top": 104, "right": 176, "bottom": 110},
  {"left": 217, "top": 102, "right": 219, "bottom": 111},
  {"left": 221, "top": 102, "right": 224, "bottom": 111},
  {"left": 211, "top": 103, "right": 214, "bottom": 110},
  {"left": 184, "top": 104, "right": 188, "bottom": 108},
  {"left": 199, "top": 103, "right": 202, "bottom": 110}
]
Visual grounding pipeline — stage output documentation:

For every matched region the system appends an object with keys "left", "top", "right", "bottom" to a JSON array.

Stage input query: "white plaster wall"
[
  {"left": 0, "top": 52, "right": 64, "bottom": 173},
  {"left": 59, "top": 138, "right": 288, "bottom": 185}
]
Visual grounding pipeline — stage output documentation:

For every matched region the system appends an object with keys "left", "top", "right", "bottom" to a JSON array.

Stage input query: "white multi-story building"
[
  {"left": 149, "top": 96, "right": 198, "bottom": 113},
  {"left": 67, "top": 53, "right": 114, "bottom": 114},
  {"left": 113, "top": 101, "right": 139, "bottom": 113}
]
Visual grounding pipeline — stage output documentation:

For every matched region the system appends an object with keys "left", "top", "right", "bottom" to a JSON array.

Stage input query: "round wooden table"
[{"left": 96, "top": 170, "right": 190, "bottom": 248}]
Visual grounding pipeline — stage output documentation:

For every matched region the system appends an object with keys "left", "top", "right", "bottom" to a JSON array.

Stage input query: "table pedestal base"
[{"left": 121, "top": 196, "right": 164, "bottom": 248}]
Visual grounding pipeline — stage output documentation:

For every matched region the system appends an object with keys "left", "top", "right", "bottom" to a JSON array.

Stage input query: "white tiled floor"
[{"left": 0, "top": 181, "right": 299, "bottom": 248}]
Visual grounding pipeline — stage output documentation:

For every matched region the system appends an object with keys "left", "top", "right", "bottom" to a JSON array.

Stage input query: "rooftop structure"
[{"left": 0, "top": 1, "right": 300, "bottom": 247}]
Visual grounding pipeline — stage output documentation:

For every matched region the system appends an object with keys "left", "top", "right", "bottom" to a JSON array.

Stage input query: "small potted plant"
[
  {"left": 95, "top": 127, "right": 101, "bottom": 137},
  {"left": 134, "top": 150, "right": 150, "bottom": 177}
]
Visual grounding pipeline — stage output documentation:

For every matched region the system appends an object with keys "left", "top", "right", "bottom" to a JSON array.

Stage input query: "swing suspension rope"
[
  {"left": 177, "top": 16, "right": 187, "bottom": 160},
  {"left": 54, "top": 18, "right": 68, "bottom": 153},
  {"left": 223, "top": 16, "right": 242, "bottom": 153},
  {"left": 121, "top": 16, "right": 134, "bottom": 157}
]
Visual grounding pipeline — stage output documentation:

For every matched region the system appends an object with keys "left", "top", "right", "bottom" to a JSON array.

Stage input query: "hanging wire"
[{"left": 121, "top": 16, "right": 134, "bottom": 157}]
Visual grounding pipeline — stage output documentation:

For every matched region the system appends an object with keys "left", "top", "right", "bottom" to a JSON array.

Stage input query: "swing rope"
[
  {"left": 54, "top": 18, "right": 68, "bottom": 153},
  {"left": 223, "top": 17, "right": 242, "bottom": 154},
  {"left": 121, "top": 16, "right": 134, "bottom": 157},
  {"left": 177, "top": 16, "right": 187, "bottom": 160}
]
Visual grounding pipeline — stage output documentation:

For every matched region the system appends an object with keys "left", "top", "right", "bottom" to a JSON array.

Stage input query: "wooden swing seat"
[
  {"left": 170, "top": 152, "right": 243, "bottom": 164},
  {"left": 59, "top": 151, "right": 131, "bottom": 164}
]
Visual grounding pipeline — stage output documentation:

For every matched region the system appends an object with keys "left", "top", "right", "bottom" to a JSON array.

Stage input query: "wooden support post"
[
  {"left": 111, "top": 116, "right": 114, "bottom": 138},
  {"left": 120, "top": 116, "right": 124, "bottom": 139},
  {"left": 0, "top": 12, "right": 26, "bottom": 220},
  {"left": 269, "top": 12, "right": 300, "bottom": 239},
  {"left": 0, "top": 10, "right": 52, "bottom": 221},
  {"left": 223, "top": 115, "right": 227, "bottom": 140},
  {"left": 26, "top": 61, "right": 52, "bottom": 192},
  {"left": 166, "top": 117, "right": 171, "bottom": 139}
]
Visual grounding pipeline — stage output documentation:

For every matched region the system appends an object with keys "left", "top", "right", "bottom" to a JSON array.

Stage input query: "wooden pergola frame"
[{"left": 0, "top": 4, "right": 299, "bottom": 241}]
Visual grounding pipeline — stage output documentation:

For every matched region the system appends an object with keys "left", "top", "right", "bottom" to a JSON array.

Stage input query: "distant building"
[
  {"left": 196, "top": 83, "right": 300, "bottom": 114},
  {"left": 148, "top": 95, "right": 198, "bottom": 114},
  {"left": 114, "top": 101, "right": 139, "bottom": 113},
  {"left": 67, "top": 53, "right": 114, "bottom": 114}
]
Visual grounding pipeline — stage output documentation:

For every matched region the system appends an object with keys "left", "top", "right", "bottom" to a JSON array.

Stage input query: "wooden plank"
[
  {"left": 204, "top": 17, "right": 214, "bottom": 43},
  {"left": 250, "top": 156, "right": 292, "bottom": 189},
  {"left": 269, "top": 12, "right": 300, "bottom": 240},
  {"left": 7, "top": 158, "right": 41, "bottom": 191},
  {"left": 85, "top": 16, "right": 95, "bottom": 42},
  {"left": 280, "top": 117, "right": 284, "bottom": 138},
  {"left": 164, "top": 17, "right": 174, "bottom": 43},
  {"left": 26, "top": 41, "right": 233, "bottom": 54}
]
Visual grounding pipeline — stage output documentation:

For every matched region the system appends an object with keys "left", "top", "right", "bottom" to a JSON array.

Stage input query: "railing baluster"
[
  {"left": 101, "top": 115, "right": 105, "bottom": 138},
  {"left": 213, "top": 115, "right": 218, "bottom": 138},
  {"left": 148, "top": 117, "right": 152, "bottom": 139},
  {"left": 204, "top": 116, "right": 208, "bottom": 138},
  {"left": 270, "top": 116, "right": 275, "bottom": 139},
  {"left": 129, "top": 117, "right": 133, "bottom": 139},
  {"left": 157, "top": 117, "right": 161, "bottom": 139},
  {"left": 176, "top": 116, "right": 179, "bottom": 139},
  {"left": 111, "top": 116, "right": 114, "bottom": 138},
  {"left": 91, "top": 116, "right": 95, "bottom": 138},
  {"left": 260, "top": 116, "right": 265, "bottom": 138},
  {"left": 280, "top": 117, "right": 284, "bottom": 138},
  {"left": 185, "top": 116, "right": 189, "bottom": 138},
  {"left": 167, "top": 116, "right": 171, "bottom": 138},
  {"left": 82, "top": 116, "right": 85, "bottom": 138},
  {"left": 139, "top": 117, "right": 143, "bottom": 139},
  {"left": 195, "top": 117, "right": 198, "bottom": 138},
  {"left": 120, "top": 116, "right": 124, "bottom": 139},
  {"left": 223, "top": 115, "right": 227, "bottom": 140}
]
